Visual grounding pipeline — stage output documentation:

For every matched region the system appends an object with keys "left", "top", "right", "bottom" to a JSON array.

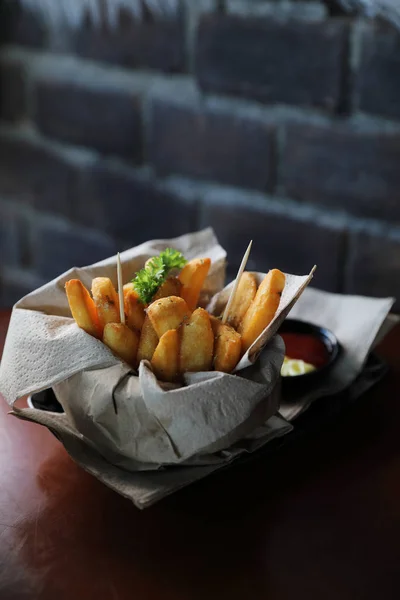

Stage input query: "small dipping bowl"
[{"left": 278, "top": 319, "right": 340, "bottom": 382}]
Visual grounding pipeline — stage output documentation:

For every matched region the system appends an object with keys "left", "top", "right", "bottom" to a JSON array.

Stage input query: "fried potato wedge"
[
  {"left": 153, "top": 277, "right": 182, "bottom": 301},
  {"left": 123, "top": 283, "right": 145, "bottom": 332},
  {"left": 151, "top": 329, "right": 180, "bottom": 382},
  {"left": 65, "top": 279, "right": 102, "bottom": 339},
  {"left": 92, "top": 277, "right": 120, "bottom": 327},
  {"left": 178, "top": 258, "right": 211, "bottom": 311},
  {"left": 180, "top": 308, "right": 214, "bottom": 373},
  {"left": 239, "top": 269, "right": 286, "bottom": 353},
  {"left": 226, "top": 272, "right": 257, "bottom": 330},
  {"left": 103, "top": 322, "right": 139, "bottom": 367},
  {"left": 137, "top": 315, "right": 159, "bottom": 363},
  {"left": 147, "top": 296, "right": 191, "bottom": 338},
  {"left": 210, "top": 316, "right": 242, "bottom": 373}
]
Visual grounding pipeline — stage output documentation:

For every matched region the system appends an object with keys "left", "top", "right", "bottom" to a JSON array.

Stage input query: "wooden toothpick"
[
  {"left": 222, "top": 240, "right": 253, "bottom": 324},
  {"left": 117, "top": 252, "right": 125, "bottom": 325}
]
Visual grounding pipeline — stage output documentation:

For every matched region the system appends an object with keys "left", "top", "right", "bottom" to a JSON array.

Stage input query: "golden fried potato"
[
  {"left": 123, "top": 283, "right": 145, "bottom": 332},
  {"left": 137, "top": 315, "right": 159, "bottom": 363},
  {"left": 210, "top": 316, "right": 242, "bottom": 373},
  {"left": 123, "top": 283, "right": 134, "bottom": 294},
  {"left": 178, "top": 258, "right": 211, "bottom": 311},
  {"left": 180, "top": 308, "right": 214, "bottom": 373},
  {"left": 92, "top": 277, "right": 120, "bottom": 327},
  {"left": 151, "top": 329, "right": 180, "bottom": 382},
  {"left": 65, "top": 279, "right": 102, "bottom": 339},
  {"left": 147, "top": 296, "right": 191, "bottom": 338},
  {"left": 239, "top": 269, "right": 286, "bottom": 353},
  {"left": 226, "top": 272, "right": 257, "bottom": 330},
  {"left": 153, "top": 277, "right": 182, "bottom": 301},
  {"left": 103, "top": 322, "right": 139, "bottom": 367}
]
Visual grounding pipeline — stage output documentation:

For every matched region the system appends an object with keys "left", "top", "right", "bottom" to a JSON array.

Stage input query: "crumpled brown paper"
[{"left": 0, "top": 228, "right": 313, "bottom": 474}]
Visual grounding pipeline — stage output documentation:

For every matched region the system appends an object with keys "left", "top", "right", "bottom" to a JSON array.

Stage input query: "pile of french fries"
[{"left": 65, "top": 254, "right": 286, "bottom": 383}]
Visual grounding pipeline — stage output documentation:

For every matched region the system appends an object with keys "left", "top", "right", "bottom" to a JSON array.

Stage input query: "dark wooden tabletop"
[{"left": 1, "top": 308, "right": 400, "bottom": 600}]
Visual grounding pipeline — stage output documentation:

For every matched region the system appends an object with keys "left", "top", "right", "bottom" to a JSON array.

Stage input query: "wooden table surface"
[{"left": 1, "top": 308, "right": 400, "bottom": 600}]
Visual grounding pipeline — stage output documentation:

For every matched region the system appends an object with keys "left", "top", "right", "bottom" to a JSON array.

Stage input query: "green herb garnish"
[
  {"left": 132, "top": 248, "right": 187, "bottom": 304},
  {"left": 159, "top": 247, "right": 187, "bottom": 272}
]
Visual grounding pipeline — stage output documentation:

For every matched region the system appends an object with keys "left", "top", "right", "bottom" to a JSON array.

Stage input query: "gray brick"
[
  {"left": 1, "top": 3, "right": 47, "bottom": 49},
  {"left": 0, "top": 60, "right": 26, "bottom": 122},
  {"left": 32, "top": 217, "right": 117, "bottom": 280},
  {"left": 0, "top": 268, "right": 46, "bottom": 308},
  {"left": 34, "top": 77, "right": 142, "bottom": 159},
  {"left": 0, "top": 127, "right": 81, "bottom": 218},
  {"left": 200, "top": 189, "right": 345, "bottom": 292},
  {"left": 355, "top": 24, "right": 400, "bottom": 121},
  {"left": 0, "top": 201, "right": 25, "bottom": 267},
  {"left": 346, "top": 229, "right": 400, "bottom": 312},
  {"left": 74, "top": 5, "right": 185, "bottom": 73},
  {"left": 195, "top": 15, "right": 347, "bottom": 110},
  {"left": 76, "top": 161, "right": 197, "bottom": 244},
  {"left": 149, "top": 88, "right": 273, "bottom": 190},
  {"left": 280, "top": 121, "right": 400, "bottom": 223}
]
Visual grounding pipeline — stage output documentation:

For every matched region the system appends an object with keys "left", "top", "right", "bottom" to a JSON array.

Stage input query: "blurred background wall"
[{"left": 0, "top": 0, "right": 399, "bottom": 309}]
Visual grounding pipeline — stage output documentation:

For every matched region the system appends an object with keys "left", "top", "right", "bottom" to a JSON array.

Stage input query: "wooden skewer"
[
  {"left": 222, "top": 240, "right": 253, "bottom": 324},
  {"left": 117, "top": 252, "right": 125, "bottom": 325}
]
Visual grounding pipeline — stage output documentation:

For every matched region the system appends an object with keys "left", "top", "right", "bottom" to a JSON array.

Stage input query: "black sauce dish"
[{"left": 278, "top": 319, "right": 340, "bottom": 386}]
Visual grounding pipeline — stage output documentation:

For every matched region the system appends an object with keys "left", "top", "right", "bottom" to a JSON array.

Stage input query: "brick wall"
[{"left": 0, "top": 0, "right": 400, "bottom": 309}]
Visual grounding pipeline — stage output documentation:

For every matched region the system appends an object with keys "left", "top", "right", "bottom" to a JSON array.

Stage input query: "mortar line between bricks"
[
  {"left": 162, "top": 176, "right": 400, "bottom": 239},
  {"left": 0, "top": 44, "right": 180, "bottom": 95}
]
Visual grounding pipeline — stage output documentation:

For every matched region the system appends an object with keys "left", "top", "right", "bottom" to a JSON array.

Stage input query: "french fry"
[
  {"left": 153, "top": 277, "right": 182, "bottom": 301},
  {"left": 210, "top": 316, "right": 242, "bottom": 373},
  {"left": 123, "top": 283, "right": 134, "bottom": 294},
  {"left": 147, "top": 296, "right": 191, "bottom": 338},
  {"left": 65, "top": 279, "right": 102, "bottom": 339},
  {"left": 239, "top": 269, "right": 286, "bottom": 353},
  {"left": 103, "top": 322, "right": 139, "bottom": 367},
  {"left": 178, "top": 258, "right": 211, "bottom": 311},
  {"left": 123, "top": 283, "right": 145, "bottom": 332},
  {"left": 151, "top": 329, "right": 180, "bottom": 382},
  {"left": 137, "top": 315, "right": 159, "bottom": 363},
  {"left": 92, "top": 277, "right": 120, "bottom": 327},
  {"left": 226, "top": 272, "right": 257, "bottom": 330},
  {"left": 180, "top": 308, "right": 214, "bottom": 373}
]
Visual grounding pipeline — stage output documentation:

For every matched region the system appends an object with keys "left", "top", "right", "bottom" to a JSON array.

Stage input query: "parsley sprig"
[{"left": 132, "top": 248, "right": 187, "bottom": 304}]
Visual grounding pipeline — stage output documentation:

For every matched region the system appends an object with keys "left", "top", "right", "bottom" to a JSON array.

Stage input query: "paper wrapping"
[{"left": 0, "top": 228, "right": 313, "bottom": 473}]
